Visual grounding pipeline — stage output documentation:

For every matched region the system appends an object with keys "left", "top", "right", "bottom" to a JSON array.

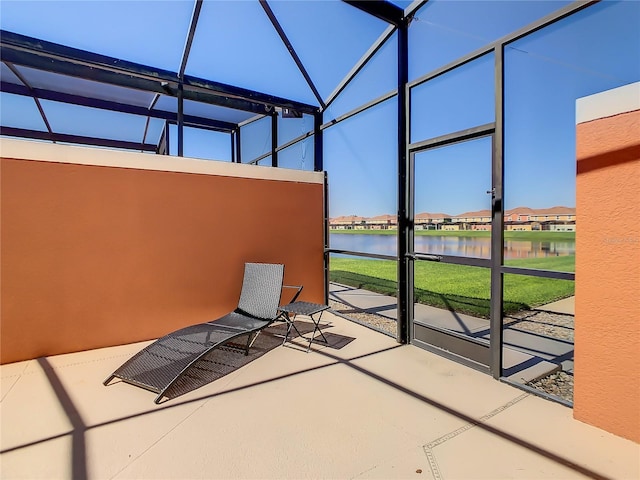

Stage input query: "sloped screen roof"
[{"left": 0, "top": 0, "right": 408, "bottom": 154}]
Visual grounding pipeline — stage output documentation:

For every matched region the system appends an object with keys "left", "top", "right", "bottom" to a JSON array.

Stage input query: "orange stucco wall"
[
  {"left": 1, "top": 144, "right": 325, "bottom": 364},
  {"left": 574, "top": 109, "right": 640, "bottom": 443}
]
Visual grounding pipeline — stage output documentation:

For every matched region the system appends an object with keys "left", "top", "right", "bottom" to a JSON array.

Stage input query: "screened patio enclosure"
[{"left": 2, "top": 0, "right": 639, "bottom": 413}]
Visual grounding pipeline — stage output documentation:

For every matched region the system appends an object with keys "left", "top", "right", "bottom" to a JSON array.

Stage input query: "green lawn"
[
  {"left": 330, "top": 255, "right": 574, "bottom": 318},
  {"left": 330, "top": 229, "right": 576, "bottom": 242}
]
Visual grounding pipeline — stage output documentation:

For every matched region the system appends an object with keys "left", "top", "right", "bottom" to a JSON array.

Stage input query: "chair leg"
[
  {"left": 245, "top": 331, "right": 260, "bottom": 355},
  {"left": 281, "top": 313, "right": 306, "bottom": 346}
]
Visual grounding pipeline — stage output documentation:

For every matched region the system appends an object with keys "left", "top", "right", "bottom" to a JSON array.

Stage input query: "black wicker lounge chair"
[{"left": 104, "top": 262, "right": 299, "bottom": 403}]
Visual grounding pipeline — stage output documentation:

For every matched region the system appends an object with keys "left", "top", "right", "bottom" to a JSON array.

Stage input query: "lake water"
[{"left": 329, "top": 233, "right": 575, "bottom": 260}]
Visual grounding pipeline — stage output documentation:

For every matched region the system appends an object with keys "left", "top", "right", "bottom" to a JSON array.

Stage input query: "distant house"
[
  {"left": 441, "top": 224, "right": 460, "bottom": 231},
  {"left": 415, "top": 212, "right": 451, "bottom": 230},
  {"left": 530, "top": 206, "right": 576, "bottom": 223},
  {"left": 504, "top": 207, "right": 534, "bottom": 223},
  {"left": 454, "top": 209, "right": 492, "bottom": 230},
  {"left": 506, "top": 223, "right": 533, "bottom": 231},
  {"left": 365, "top": 214, "right": 397, "bottom": 230},
  {"left": 505, "top": 206, "right": 575, "bottom": 232},
  {"left": 547, "top": 224, "right": 576, "bottom": 232},
  {"left": 471, "top": 224, "right": 492, "bottom": 231},
  {"left": 332, "top": 206, "right": 576, "bottom": 232},
  {"left": 329, "top": 215, "right": 365, "bottom": 230}
]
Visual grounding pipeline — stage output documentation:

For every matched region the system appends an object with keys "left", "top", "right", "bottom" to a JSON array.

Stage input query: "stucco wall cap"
[
  {"left": 0, "top": 138, "right": 324, "bottom": 184},
  {"left": 576, "top": 81, "right": 640, "bottom": 124}
]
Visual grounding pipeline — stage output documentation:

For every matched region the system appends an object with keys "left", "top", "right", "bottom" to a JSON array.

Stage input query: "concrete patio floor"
[{"left": 1, "top": 311, "right": 638, "bottom": 479}]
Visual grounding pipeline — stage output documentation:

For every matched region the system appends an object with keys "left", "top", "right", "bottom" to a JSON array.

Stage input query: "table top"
[{"left": 279, "top": 301, "right": 329, "bottom": 316}]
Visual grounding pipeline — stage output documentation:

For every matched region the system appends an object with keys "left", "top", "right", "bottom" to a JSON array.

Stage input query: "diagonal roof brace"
[
  {"left": 405, "top": 0, "right": 429, "bottom": 19},
  {"left": 324, "top": 24, "right": 396, "bottom": 109},
  {"left": 142, "top": 94, "right": 162, "bottom": 145},
  {"left": 3, "top": 61, "right": 54, "bottom": 135},
  {"left": 259, "top": 0, "right": 326, "bottom": 109},
  {"left": 0, "top": 30, "right": 320, "bottom": 116},
  {"left": 179, "top": 0, "right": 203, "bottom": 79}
]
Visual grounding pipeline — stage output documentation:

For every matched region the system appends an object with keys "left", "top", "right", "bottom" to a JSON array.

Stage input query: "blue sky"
[
  {"left": 325, "top": 0, "right": 638, "bottom": 216},
  {"left": 1, "top": 0, "right": 639, "bottom": 217}
]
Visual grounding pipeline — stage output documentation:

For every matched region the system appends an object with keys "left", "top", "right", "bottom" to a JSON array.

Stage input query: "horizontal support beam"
[
  {"left": 408, "top": 123, "right": 495, "bottom": 151},
  {"left": 0, "top": 30, "right": 319, "bottom": 115},
  {"left": 1, "top": 126, "right": 157, "bottom": 152},
  {"left": 183, "top": 75, "right": 319, "bottom": 115},
  {"left": 325, "top": 249, "right": 396, "bottom": 261},
  {"left": 1, "top": 81, "right": 237, "bottom": 132},
  {"left": 343, "top": 0, "right": 404, "bottom": 26},
  {"left": 164, "top": 119, "right": 234, "bottom": 134},
  {"left": 411, "top": 253, "right": 491, "bottom": 268},
  {"left": 242, "top": 129, "right": 314, "bottom": 164},
  {"left": 246, "top": 150, "right": 272, "bottom": 165},
  {"left": 0, "top": 45, "right": 268, "bottom": 115},
  {"left": 500, "top": 266, "right": 575, "bottom": 281},
  {"left": 276, "top": 130, "right": 314, "bottom": 153},
  {"left": 322, "top": 89, "right": 397, "bottom": 130}
]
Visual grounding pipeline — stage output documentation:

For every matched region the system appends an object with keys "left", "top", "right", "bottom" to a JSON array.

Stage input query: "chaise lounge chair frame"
[{"left": 104, "top": 262, "right": 301, "bottom": 403}]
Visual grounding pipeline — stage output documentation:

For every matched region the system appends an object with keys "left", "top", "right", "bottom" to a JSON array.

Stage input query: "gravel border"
[
  {"left": 505, "top": 309, "right": 574, "bottom": 342},
  {"left": 329, "top": 300, "right": 397, "bottom": 337},
  {"left": 505, "top": 310, "right": 574, "bottom": 403},
  {"left": 330, "top": 299, "right": 574, "bottom": 403},
  {"left": 527, "top": 370, "right": 574, "bottom": 403}
]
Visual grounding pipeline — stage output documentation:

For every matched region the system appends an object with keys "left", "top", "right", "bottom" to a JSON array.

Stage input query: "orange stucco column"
[{"left": 574, "top": 84, "right": 640, "bottom": 443}]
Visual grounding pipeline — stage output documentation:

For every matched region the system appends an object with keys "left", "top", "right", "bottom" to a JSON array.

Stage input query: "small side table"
[{"left": 279, "top": 301, "right": 330, "bottom": 352}]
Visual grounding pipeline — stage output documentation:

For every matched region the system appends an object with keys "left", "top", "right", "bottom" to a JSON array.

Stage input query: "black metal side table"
[{"left": 279, "top": 301, "right": 330, "bottom": 352}]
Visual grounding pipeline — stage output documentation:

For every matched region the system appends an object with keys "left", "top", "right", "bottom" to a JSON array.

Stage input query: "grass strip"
[{"left": 330, "top": 256, "right": 574, "bottom": 318}]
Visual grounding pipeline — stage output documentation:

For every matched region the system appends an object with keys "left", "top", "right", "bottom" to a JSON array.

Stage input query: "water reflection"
[
  {"left": 504, "top": 240, "right": 574, "bottom": 259},
  {"left": 329, "top": 233, "right": 575, "bottom": 259}
]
